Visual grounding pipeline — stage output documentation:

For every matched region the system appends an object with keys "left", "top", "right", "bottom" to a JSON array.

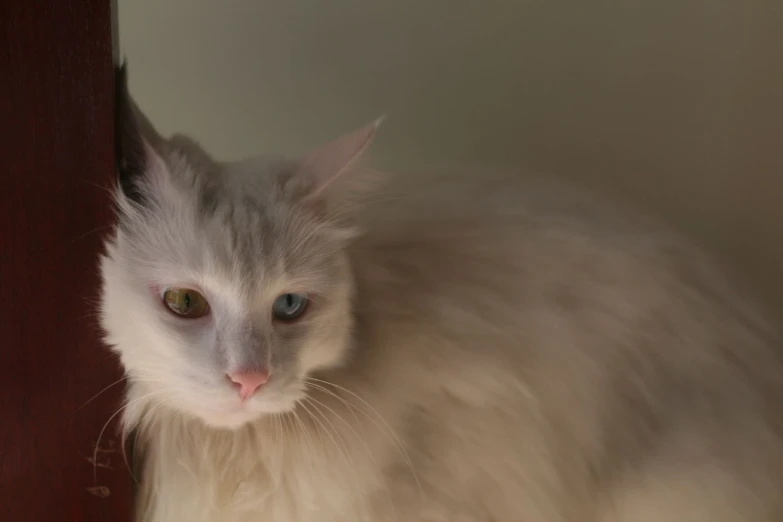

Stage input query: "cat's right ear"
[
  {"left": 114, "top": 62, "right": 168, "bottom": 205},
  {"left": 294, "top": 118, "right": 383, "bottom": 202}
]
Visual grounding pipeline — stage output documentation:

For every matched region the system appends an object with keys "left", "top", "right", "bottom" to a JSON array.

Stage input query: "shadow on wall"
[{"left": 120, "top": 0, "right": 783, "bottom": 312}]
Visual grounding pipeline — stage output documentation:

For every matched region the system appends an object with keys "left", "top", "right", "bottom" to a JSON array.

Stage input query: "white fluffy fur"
[{"left": 102, "top": 101, "right": 783, "bottom": 521}]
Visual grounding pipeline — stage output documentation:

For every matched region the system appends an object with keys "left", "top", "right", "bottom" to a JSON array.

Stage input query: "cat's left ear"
[{"left": 294, "top": 117, "right": 383, "bottom": 201}]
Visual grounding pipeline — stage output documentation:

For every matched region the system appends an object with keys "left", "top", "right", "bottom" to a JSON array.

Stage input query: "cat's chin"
[
  {"left": 192, "top": 404, "right": 280, "bottom": 430},
  {"left": 197, "top": 409, "right": 266, "bottom": 430},
  {"left": 191, "top": 394, "right": 303, "bottom": 430}
]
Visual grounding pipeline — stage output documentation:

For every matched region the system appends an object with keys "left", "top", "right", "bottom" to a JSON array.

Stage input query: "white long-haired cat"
[{"left": 100, "top": 64, "right": 783, "bottom": 522}]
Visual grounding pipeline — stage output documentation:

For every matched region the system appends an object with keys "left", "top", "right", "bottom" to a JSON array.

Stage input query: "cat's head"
[{"left": 100, "top": 64, "right": 378, "bottom": 429}]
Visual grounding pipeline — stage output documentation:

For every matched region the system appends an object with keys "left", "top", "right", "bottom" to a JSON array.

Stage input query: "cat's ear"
[
  {"left": 295, "top": 117, "right": 383, "bottom": 201},
  {"left": 114, "top": 62, "right": 168, "bottom": 205}
]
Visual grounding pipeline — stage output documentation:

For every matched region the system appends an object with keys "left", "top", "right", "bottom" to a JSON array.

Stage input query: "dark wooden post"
[{"left": 0, "top": 0, "right": 133, "bottom": 520}]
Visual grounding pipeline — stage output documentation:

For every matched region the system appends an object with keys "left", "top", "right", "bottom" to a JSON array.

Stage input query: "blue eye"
[{"left": 272, "top": 293, "right": 309, "bottom": 322}]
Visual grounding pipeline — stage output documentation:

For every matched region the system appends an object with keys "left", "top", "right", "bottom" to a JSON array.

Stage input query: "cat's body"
[{"left": 102, "top": 66, "right": 783, "bottom": 522}]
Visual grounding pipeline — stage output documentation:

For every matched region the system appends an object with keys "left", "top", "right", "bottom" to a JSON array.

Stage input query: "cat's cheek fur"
[
  {"left": 275, "top": 254, "right": 356, "bottom": 378},
  {"left": 296, "top": 315, "right": 354, "bottom": 375},
  {"left": 297, "top": 298, "right": 355, "bottom": 376},
  {"left": 101, "top": 245, "right": 229, "bottom": 420},
  {"left": 100, "top": 250, "right": 172, "bottom": 364}
]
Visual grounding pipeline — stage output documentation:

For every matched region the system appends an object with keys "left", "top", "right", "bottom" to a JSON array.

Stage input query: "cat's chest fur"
[{"left": 135, "top": 395, "right": 409, "bottom": 522}]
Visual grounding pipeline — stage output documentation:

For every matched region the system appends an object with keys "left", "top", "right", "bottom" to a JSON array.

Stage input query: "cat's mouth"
[{"left": 193, "top": 388, "right": 305, "bottom": 429}]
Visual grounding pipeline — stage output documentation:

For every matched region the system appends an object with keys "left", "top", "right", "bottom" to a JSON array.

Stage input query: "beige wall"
[{"left": 119, "top": 0, "right": 783, "bottom": 312}]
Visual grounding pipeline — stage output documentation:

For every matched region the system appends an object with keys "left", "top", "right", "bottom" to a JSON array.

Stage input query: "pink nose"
[{"left": 227, "top": 370, "right": 270, "bottom": 400}]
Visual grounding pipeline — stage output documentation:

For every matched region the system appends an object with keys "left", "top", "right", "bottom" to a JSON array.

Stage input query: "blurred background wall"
[{"left": 119, "top": 0, "right": 783, "bottom": 312}]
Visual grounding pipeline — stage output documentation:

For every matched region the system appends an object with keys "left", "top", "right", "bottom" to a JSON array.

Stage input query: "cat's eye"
[
  {"left": 272, "top": 293, "right": 309, "bottom": 322},
  {"left": 162, "top": 288, "right": 210, "bottom": 318}
]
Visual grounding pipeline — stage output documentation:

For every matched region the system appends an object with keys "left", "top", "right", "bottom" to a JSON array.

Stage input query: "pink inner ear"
[{"left": 298, "top": 117, "right": 383, "bottom": 196}]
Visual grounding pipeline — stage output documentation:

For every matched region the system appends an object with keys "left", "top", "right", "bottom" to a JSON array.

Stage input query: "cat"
[{"left": 100, "top": 63, "right": 783, "bottom": 522}]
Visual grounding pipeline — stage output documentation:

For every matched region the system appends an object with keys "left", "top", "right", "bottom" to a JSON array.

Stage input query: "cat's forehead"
[
  {"left": 169, "top": 150, "right": 289, "bottom": 208},
  {"left": 119, "top": 199, "right": 337, "bottom": 300},
  {"left": 124, "top": 151, "right": 336, "bottom": 285}
]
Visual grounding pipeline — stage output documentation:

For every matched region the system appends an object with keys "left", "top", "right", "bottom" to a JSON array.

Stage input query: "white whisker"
[
  {"left": 304, "top": 385, "right": 399, "bottom": 521},
  {"left": 305, "top": 377, "right": 423, "bottom": 502}
]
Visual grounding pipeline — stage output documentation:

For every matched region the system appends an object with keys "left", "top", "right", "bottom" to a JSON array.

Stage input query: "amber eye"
[{"left": 162, "top": 288, "right": 209, "bottom": 318}]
